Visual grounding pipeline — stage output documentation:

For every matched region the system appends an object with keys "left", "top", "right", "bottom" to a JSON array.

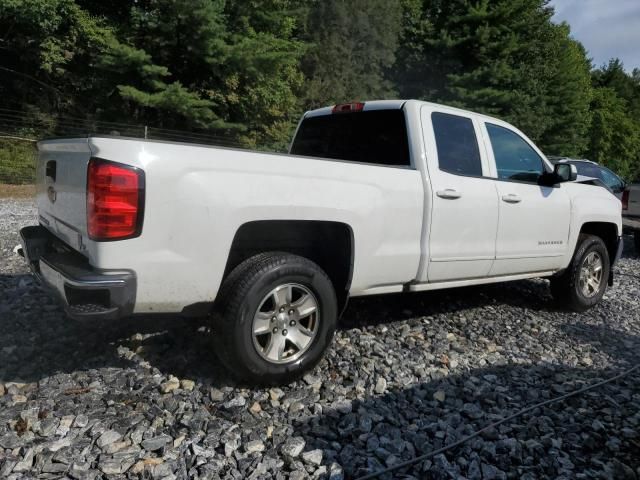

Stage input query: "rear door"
[
  {"left": 420, "top": 106, "right": 499, "bottom": 282},
  {"left": 481, "top": 122, "right": 571, "bottom": 275}
]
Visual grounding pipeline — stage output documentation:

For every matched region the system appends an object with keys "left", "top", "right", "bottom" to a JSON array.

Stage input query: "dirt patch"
[{"left": 0, "top": 184, "right": 35, "bottom": 199}]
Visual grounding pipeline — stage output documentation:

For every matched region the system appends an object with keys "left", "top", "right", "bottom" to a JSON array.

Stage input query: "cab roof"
[{"left": 303, "top": 99, "right": 507, "bottom": 126}]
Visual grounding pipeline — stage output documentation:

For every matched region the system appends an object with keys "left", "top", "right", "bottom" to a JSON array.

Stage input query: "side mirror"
[{"left": 554, "top": 163, "right": 577, "bottom": 182}]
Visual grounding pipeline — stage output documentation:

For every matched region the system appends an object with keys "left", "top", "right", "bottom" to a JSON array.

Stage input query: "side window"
[
  {"left": 486, "top": 123, "right": 545, "bottom": 183},
  {"left": 432, "top": 112, "right": 483, "bottom": 176}
]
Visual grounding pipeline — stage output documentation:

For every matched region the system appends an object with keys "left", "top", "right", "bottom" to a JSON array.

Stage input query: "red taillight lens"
[
  {"left": 87, "top": 159, "right": 144, "bottom": 240},
  {"left": 622, "top": 189, "right": 629, "bottom": 210},
  {"left": 332, "top": 102, "right": 365, "bottom": 114}
]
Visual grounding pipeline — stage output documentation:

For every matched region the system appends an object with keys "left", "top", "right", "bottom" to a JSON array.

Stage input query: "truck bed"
[{"left": 34, "top": 135, "right": 424, "bottom": 313}]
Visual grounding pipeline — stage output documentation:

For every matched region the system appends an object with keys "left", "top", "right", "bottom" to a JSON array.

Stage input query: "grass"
[{"left": 0, "top": 138, "right": 37, "bottom": 185}]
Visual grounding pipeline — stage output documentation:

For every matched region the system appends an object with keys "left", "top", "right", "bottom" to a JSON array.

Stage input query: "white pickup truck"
[{"left": 20, "top": 100, "right": 623, "bottom": 383}]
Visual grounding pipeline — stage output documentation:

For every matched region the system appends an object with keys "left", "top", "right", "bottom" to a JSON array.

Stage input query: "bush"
[{"left": 0, "top": 139, "right": 37, "bottom": 184}]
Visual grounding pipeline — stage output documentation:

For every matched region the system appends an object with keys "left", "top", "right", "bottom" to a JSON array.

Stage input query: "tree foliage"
[
  {"left": 298, "top": 0, "right": 402, "bottom": 109},
  {"left": 393, "top": 0, "right": 592, "bottom": 155},
  {"left": 589, "top": 60, "right": 640, "bottom": 180},
  {"left": 1, "top": 0, "right": 640, "bottom": 176},
  {"left": 0, "top": 0, "right": 113, "bottom": 114}
]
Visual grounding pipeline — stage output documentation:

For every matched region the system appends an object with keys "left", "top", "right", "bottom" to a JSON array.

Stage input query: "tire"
[
  {"left": 213, "top": 252, "right": 337, "bottom": 384},
  {"left": 550, "top": 234, "right": 610, "bottom": 312},
  {"left": 635, "top": 231, "right": 640, "bottom": 256}
]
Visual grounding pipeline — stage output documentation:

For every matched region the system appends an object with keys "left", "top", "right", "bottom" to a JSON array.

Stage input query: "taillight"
[
  {"left": 622, "top": 189, "right": 629, "bottom": 210},
  {"left": 332, "top": 102, "right": 365, "bottom": 114},
  {"left": 87, "top": 158, "right": 144, "bottom": 241}
]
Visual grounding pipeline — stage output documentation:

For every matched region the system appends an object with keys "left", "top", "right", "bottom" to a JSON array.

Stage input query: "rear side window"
[
  {"left": 290, "top": 110, "right": 410, "bottom": 167},
  {"left": 486, "top": 123, "right": 545, "bottom": 183},
  {"left": 431, "top": 112, "right": 483, "bottom": 176}
]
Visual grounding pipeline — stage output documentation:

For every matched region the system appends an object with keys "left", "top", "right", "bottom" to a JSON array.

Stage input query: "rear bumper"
[{"left": 19, "top": 225, "right": 136, "bottom": 320}]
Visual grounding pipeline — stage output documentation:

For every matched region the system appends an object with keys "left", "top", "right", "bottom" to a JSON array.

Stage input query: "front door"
[{"left": 481, "top": 122, "right": 571, "bottom": 275}]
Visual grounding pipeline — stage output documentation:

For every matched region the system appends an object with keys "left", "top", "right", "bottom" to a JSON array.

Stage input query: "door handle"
[
  {"left": 502, "top": 193, "right": 522, "bottom": 203},
  {"left": 436, "top": 189, "right": 462, "bottom": 199}
]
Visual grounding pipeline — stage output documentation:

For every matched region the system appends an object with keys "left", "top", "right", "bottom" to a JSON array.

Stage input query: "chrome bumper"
[{"left": 19, "top": 225, "right": 136, "bottom": 320}]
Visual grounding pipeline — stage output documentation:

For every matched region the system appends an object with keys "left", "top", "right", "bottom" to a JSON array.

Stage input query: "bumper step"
[{"left": 67, "top": 303, "right": 119, "bottom": 316}]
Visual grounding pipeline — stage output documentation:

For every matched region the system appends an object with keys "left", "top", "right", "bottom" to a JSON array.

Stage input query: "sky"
[{"left": 549, "top": 0, "right": 640, "bottom": 71}]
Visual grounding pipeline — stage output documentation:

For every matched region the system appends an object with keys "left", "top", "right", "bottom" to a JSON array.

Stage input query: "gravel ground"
[{"left": 1, "top": 197, "right": 640, "bottom": 480}]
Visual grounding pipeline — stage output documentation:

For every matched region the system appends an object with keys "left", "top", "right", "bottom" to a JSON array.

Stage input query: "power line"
[
  {"left": 355, "top": 364, "right": 640, "bottom": 480},
  {"left": 0, "top": 109, "right": 246, "bottom": 147}
]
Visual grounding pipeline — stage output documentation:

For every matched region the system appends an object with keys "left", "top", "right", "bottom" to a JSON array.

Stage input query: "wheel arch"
[
  {"left": 578, "top": 221, "right": 621, "bottom": 286},
  {"left": 222, "top": 220, "right": 355, "bottom": 314},
  {"left": 579, "top": 221, "right": 619, "bottom": 264}
]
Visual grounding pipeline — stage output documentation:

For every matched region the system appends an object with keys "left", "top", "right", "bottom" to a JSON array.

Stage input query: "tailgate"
[{"left": 36, "top": 138, "right": 91, "bottom": 252}]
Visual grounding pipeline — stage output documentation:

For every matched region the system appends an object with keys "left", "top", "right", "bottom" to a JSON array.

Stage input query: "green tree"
[
  {"left": 393, "top": 0, "right": 592, "bottom": 155},
  {"left": 299, "top": 0, "right": 402, "bottom": 109},
  {"left": 588, "top": 88, "right": 640, "bottom": 180},
  {"left": 90, "top": 0, "right": 305, "bottom": 148},
  {"left": 222, "top": 0, "right": 306, "bottom": 149},
  {"left": 0, "top": 0, "right": 113, "bottom": 116},
  {"left": 94, "top": 0, "right": 234, "bottom": 130},
  {"left": 592, "top": 58, "right": 640, "bottom": 119},
  {"left": 536, "top": 23, "right": 592, "bottom": 156}
]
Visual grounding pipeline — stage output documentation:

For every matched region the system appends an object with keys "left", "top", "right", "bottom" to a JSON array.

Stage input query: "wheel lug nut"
[
  {"left": 279, "top": 307, "right": 285, "bottom": 312},
  {"left": 272, "top": 327, "right": 278, "bottom": 333},
  {"left": 271, "top": 316, "right": 276, "bottom": 322},
  {"left": 282, "top": 329, "right": 288, "bottom": 336},
  {"left": 290, "top": 320, "right": 296, "bottom": 326},
  {"left": 288, "top": 309, "right": 294, "bottom": 315}
]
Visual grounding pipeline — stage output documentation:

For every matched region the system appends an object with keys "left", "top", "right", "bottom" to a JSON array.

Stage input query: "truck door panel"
[
  {"left": 482, "top": 122, "right": 571, "bottom": 275},
  {"left": 420, "top": 107, "right": 499, "bottom": 282}
]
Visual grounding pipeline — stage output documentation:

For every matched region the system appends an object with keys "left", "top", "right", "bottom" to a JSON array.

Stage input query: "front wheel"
[
  {"left": 213, "top": 252, "right": 337, "bottom": 384},
  {"left": 550, "top": 234, "right": 610, "bottom": 312}
]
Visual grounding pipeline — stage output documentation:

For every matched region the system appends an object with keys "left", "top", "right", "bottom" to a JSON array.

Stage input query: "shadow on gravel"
[
  {"left": 290, "top": 360, "right": 640, "bottom": 479},
  {"left": 340, "top": 278, "right": 555, "bottom": 330},
  {"left": 2, "top": 267, "right": 640, "bottom": 479},
  {"left": 0, "top": 272, "right": 557, "bottom": 386},
  {"left": 561, "top": 321, "right": 640, "bottom": 366},
  {"left": 0, "top": 273, "right": 230, "bottom": 385},
  {"left": 288, "top": 320, "right": 640, "bottom": 479}
]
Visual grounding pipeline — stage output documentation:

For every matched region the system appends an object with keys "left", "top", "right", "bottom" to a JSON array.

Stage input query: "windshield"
[{"left": 290, "top": 109, "right": 410, "bottom": 167}]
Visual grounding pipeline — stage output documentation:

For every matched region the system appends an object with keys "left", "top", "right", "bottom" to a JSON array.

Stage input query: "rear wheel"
[
  {"left": 213, "top": 252, "right": 337, "bottom": 384},
  {"left": 550, "top": 234, "right": 610, "bottom": 312}
]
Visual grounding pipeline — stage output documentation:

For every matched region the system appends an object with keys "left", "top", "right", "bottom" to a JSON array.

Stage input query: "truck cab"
[{"left": 291, "top": 100, "right": 621, "bottom": 286}]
